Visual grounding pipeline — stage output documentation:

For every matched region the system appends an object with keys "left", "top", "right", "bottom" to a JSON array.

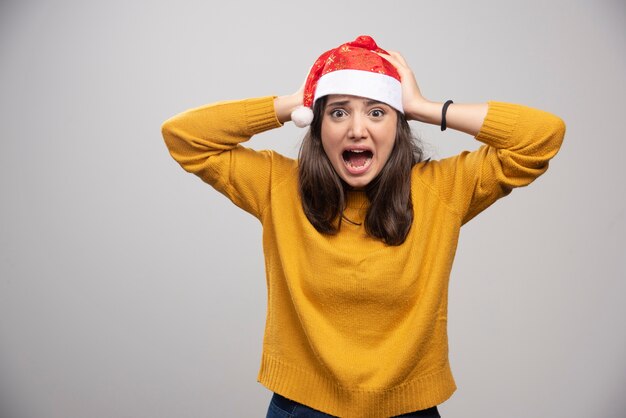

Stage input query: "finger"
[
  {"left": 388, "top": 51, "right": 409, "bottom": 66},
  {"left": 376, "top": 51, "right": 401, "bottom": 67},
  {"left": 376, "top": 51, "right": 408, "bottom": 71}
]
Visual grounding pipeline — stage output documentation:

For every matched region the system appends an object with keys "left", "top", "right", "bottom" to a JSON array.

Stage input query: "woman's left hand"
[
  {"left": 377, "top": 51, "right": 430, "bottom": 121},
  {"left": 379, "top": 50, "right": 488, "bottom": 135}
]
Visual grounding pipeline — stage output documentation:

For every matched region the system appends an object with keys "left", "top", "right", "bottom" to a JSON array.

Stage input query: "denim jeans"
[{"left": 266, "top": 393, "right": 441, "bottom": 418}]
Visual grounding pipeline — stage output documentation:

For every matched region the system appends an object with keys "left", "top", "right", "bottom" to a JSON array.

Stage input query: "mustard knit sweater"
[{"left": 162, "top": 97, "right": 565, "bottom": 417}]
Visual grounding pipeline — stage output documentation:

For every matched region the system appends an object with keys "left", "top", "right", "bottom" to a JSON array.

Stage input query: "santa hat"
[{"left": 291, "top": 35, "right": 403, "bottom": 128}]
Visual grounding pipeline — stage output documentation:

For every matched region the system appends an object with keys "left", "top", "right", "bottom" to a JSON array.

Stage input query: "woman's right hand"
[{"left": 274, "top": 78, "right": 305, "bottom": 124}]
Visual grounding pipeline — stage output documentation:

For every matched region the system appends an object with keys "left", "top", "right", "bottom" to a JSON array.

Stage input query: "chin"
[{"left": 340, "top": 173, "right": 375, "bottom": 189}]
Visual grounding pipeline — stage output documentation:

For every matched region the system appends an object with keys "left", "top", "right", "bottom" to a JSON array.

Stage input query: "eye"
[
  {"left": 369, "top": 108, "right": 385, "bottom": 118},
  {"left": 329, "top": 109, "right": 347, "bottom": 118}
]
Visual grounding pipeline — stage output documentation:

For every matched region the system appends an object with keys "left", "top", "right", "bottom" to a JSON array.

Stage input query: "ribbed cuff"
[
  {"left": 475, "top": 101, "right": 521, "bottom": 148},
  {"left": 245, "top": 96, "right": 282, "bottom": 135}
]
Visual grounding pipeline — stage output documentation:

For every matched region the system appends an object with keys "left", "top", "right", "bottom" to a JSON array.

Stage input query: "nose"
[{"left": 348, "top": 114, "right": 368, "bottom": 140}]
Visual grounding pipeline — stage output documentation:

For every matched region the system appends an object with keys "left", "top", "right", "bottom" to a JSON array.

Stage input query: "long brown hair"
[{"left": 298, "top": 96, "right": 425, "bottom": 246}]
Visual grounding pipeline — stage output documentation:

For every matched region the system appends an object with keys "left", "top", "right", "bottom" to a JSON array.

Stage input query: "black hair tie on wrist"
[{"left": 441, "top": 100, "right": 454, "bottom": 131}]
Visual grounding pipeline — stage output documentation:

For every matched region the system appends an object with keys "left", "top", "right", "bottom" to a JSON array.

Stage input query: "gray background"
[{"left": 1, "top": 1, "right": 624, "bottom": 417}]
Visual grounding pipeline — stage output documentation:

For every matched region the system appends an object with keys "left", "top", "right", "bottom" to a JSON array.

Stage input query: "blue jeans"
[{"left": 266, "top": 393, "right": 441, "bottom": 418}]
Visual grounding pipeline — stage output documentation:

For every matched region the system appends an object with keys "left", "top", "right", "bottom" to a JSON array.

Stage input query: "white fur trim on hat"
[{"left": 314, "top": 69, "right": 404, "bottom": 113}]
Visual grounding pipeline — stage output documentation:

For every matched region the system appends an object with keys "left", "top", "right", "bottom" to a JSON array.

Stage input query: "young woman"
[{"left": 162, "top": 36, "right": 565, "bottom": 418}]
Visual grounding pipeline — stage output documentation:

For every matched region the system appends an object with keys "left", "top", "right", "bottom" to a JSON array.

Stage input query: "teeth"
[{"left": 349, "top": 149, "right": 365, "bottom": 153}]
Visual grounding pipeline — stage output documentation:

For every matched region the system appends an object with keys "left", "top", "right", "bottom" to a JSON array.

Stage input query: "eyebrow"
[{"left": 326, "top": 99, "right": 386, "bottom": 107}]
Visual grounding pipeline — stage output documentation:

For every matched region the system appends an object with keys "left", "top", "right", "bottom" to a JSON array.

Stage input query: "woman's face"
[{"left": 320, "top": 95, "right": 398, "bottom": 189}]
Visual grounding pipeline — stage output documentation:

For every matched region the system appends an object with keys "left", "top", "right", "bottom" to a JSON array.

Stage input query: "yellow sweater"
[{"left": 162, "top": 97, "right": 565, "bottom": 417}]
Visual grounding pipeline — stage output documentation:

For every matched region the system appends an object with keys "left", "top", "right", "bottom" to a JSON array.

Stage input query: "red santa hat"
[{"left": 291, "top": 35, "right": 403, "bottom": 128}]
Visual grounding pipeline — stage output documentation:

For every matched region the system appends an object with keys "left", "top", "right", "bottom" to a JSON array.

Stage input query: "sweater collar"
[
  {"left": 343, "top": 191, "right": 369, "bottom": 225},
  {"left": 345, "top": 190, "right": 368, "bottom": 209}
]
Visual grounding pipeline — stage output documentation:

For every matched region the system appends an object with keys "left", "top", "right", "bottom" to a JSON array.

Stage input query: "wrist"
[
  {"left": 274, "top": 93, "right": 303, "bottom": 124},
  {"left": 405, "top": 100, "right": 442, "bottom": 125}
]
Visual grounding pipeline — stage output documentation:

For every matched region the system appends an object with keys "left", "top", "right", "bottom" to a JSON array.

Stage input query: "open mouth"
[{"left": 342, "top": 149, "right": 373, "bottom": 172}]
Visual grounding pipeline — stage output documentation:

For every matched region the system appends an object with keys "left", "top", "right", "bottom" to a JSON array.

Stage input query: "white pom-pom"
[{"left": 290, "top": 105, "right": 314, "bottom": 128}]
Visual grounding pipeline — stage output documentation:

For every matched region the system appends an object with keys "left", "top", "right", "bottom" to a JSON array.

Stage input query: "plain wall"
[{"left": 1, "top": 1, "right": 624, "bottom": 417}]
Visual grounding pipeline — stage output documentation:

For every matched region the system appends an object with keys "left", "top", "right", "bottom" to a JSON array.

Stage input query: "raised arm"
[
  {"left": 161, "top": 97, "right": 288, "bottom": 218},
  {"left": 380, "top": 51, "right": 566, "bottom": 223},
  {"left": 379, "top": 51, "right": 488, "bottom": 136}
]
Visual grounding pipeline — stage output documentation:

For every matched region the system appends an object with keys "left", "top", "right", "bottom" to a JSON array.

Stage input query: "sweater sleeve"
[
  {"left": 414, "top": 101, "right": 566, "bottom": 224},
  {"left": 161, "top": 96, "right": 285, "bottom": 219}
]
